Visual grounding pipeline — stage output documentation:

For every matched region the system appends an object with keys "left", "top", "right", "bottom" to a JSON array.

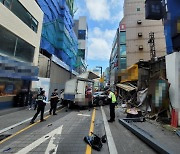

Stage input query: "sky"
[{"left": 74, "top": 0, "right": 124, "bottom": 72}]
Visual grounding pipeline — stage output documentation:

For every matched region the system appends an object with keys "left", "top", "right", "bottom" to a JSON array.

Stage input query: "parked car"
[{"left": 93, "top": 91, "right": 109, "bottom": 106}]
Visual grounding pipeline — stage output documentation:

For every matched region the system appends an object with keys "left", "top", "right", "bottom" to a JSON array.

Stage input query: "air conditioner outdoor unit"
[
  {"left": 139, "top": 45, "right": 143, "bottom": 50},
  {"left": 137, "top": 20, "right": 142, "bottom": 24},
  {"left": 138, "top": 32, "right": 143, "bottom": 37}
]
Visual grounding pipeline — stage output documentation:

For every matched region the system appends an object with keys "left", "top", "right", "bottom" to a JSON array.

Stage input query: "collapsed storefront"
[{"left": 117, "top": 56, "right": 172, "bottom": 125}]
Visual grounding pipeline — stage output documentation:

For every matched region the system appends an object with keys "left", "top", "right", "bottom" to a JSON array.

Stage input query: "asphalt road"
[{"left": 0, "top": 105, "right": 157, "bottom": 154}]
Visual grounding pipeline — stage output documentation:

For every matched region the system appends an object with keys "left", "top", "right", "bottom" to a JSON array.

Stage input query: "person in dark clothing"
[
  {"left": 49, "top": 89, "right": 59, "bottom": 115},
  {"left": 107, "top": 89, "right": 117, "bottom": 122},
  {"left": 34, "top": 87, "right": 43, "bottom": 110},
  {"left": 30, "top": 90, "right": 47, "bottom": 124}
]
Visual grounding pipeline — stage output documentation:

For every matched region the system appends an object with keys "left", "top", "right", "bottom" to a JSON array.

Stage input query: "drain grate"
[{"left": 0, "top": 134, "right": 11, "bottom": 141}]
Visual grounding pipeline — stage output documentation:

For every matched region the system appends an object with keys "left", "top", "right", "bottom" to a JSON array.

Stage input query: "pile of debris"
[{"left": 117, "top": 56, "right": 172, "bottom": 125}]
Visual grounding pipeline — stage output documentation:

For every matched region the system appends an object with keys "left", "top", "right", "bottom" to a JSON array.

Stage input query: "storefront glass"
[{"left": 0, "top": 78, "right": 23, "bottom": 96}]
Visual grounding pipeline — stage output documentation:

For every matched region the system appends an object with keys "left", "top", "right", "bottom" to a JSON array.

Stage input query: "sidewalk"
[
  {"left": 114, "top": 105, "right": 180, "bottom": 154},
  {"left": 0, "top": 107, "right": 27, "bottom": 116}
]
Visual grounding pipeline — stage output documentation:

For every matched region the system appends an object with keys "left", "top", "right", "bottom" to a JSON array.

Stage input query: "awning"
[
  {"left": 116, "top": 83, "right": 137, "bottom": 92},
  {"left": 77, "top": 71, "right": 99, "bottom": 80}
]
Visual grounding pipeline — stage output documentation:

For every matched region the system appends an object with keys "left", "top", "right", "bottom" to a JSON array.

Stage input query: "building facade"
[
  {"left": 124, "top": 0, "right": 166, "bottom": 67},
  {"left": 109, "top": 0, "right": 166, "bottom": 85},
  {"left": 0, "top": 0, "right": 43, "bottom": 109},
  {"left": 109, "top": 20, "right": 127, "bottom": 86},
  {"left": 36, "top": 0, "right": 78, "bottom": 95},
  {"left": 74, "top": 16, "right": 88, "bottom": 74}
]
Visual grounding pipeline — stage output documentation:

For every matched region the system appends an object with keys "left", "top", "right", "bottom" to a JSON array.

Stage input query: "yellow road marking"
[
  {"left": 86, "top": 108, "right": 96, "bottom": 154},
  {"left": 0, "top": 107, "right": 65, "bottom": 145}
]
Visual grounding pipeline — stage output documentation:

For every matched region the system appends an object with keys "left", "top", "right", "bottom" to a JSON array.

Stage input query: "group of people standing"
[
  {"left": 29, "top": 87, "right": 117, "bottom": 124},
  {"left": 30, "top": 88, "right": 59, "bottom": 124}
]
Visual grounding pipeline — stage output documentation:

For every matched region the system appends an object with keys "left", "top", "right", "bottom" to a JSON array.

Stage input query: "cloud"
[
  {"left": 111, "top": 9, "right": 123, "bottom": 23},
  {"left": 88, "top": 28, "right": 116, "bottom": 61},
  {"left": 85, "top": 0, "right": 110, "bottom": 21},
  {"left": 88, "top": 38, "right": 111, "bottom": 60},
  {"left": 83, "top": 0, "right": 124, "bottom": 24}
]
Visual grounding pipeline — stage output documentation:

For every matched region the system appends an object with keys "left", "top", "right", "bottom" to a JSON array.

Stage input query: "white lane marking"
[
  {"left": 101, "top": 106, "right": 118, "bottom": 154},
  {"left": 15, "top": 125, "right": 63, "bottom": 154},
  {"left": 77, "top": 113, "right": 91, "bottom": 117},
  {"left": 0, "top": 105, "right": 62, "bottom": 134},
  {"left": 45, "top": 125, "right": 62, "bottom": 154}
]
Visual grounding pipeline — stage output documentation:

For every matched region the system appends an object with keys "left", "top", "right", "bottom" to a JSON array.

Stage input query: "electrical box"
[{"left": 145, "top": 0, "right": 163, "bottom": 20}]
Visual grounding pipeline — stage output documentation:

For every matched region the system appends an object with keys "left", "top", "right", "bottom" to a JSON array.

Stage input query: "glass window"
[
  {"left": 120, "top": 45, "right": 126, "bottom": 56},
  {"left": 120, "top": 57, "right": 127, "bottom": 70},
  {"left": 120, "top": 32, "right": 126, "bottom": 44},
  {"left": 11, "top": 0, "right": 32, "bottom": 26},
  {"left": 0, "top": 26, "right": 16, "bottom": 57},
  {"left": 0, "top": 26, "right": 35, "bottom": 63},
  {"left": 78, "top": 49, "right": 85, "bottom": 59},
  {"left": 1, "top": 0, "right": 38, "bottom": 33},
  {"left": 15, "top": 38, "right": 35, "bottom": 63},
  {"left": 3, "top": 0, "right": 13, "bottom": 9},
  {"left": 78, "top": 30, "right": 86, "bottom": 40},
  {"left": 151, "top": 4, "right": 160, "bottom": 13},
  {"left": 137, "top": 8, "right": 140, "bottom": 11},
  {"left": 31, "top": 17, "right": 38, "bottom": 32}
]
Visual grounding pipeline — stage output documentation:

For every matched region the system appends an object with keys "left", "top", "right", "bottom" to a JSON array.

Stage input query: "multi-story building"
[
  {"left": 0, "top": 0, "right": 43, "bottom": 109},
  {"left": 109, "top": 19, "right": 127, "bottom": 86},
  {"left": 74, "top": 16, "right": 88, "bottom": 74},
  {"left": 124, "top": 0, "right": 166, "bottom": 67},
  {"left": 104, "top": 67, "right": 110, "bottom": 87},
  {"left": 36, "top": 0, "right": 79, "bottom": 95},
  {"left": 109, "top": 0, "right": 166, "bottom": 85}
]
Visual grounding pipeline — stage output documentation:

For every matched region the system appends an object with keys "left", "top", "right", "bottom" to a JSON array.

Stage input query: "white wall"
[
  {"left": 166, "top": 52, "right": 180, "bottom": 125},
  {"left": 78, "top": 16, "right": 87, "bottom": 30}
]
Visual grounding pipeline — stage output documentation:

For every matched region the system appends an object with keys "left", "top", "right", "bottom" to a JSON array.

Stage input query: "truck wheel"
[
  {"left": 98, "top": 100, "right": 103, "bottom": 106},
  {"left": 67, "top": 102, "right": 72, "bottom": 109}
]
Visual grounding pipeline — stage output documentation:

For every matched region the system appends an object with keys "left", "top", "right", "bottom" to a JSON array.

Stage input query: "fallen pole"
[
  {"left": 119, "top": 119, "right": 173, "bottom": 154},
  {"left": 122, "top": 117, "right": 145, "bottom": 122}
]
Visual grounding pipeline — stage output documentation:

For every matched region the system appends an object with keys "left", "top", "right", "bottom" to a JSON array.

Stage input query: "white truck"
[{"left": 61, "top": 71, "right": 99, "bottom": 108}]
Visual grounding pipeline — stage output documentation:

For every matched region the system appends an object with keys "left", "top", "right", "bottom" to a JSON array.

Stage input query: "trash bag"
[{"left": 84, "top": 132, "right": 103, "bottom": 151}]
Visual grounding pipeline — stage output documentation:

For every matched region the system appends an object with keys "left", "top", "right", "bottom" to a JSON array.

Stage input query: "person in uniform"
[
  {"left": 49, "top": 89, "right": 59, "bottom": 115},
  {"left": 107, "top": 89, "right": 117, "bottom": 122},
  {"left": 30, "top": 90, "right": 47, "bottom": 124}
]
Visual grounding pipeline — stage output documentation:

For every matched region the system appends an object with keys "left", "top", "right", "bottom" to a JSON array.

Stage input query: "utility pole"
[{"left": 148, "top": 32, "right": 156, "bottom": 60}]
